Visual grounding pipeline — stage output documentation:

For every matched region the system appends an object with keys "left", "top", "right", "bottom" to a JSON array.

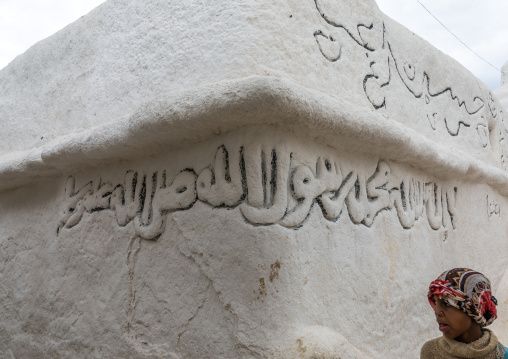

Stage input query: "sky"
[
  {"left": 0, "top": 0, "right": 106, "bottom": 68},
  {"left": 0, "top": 0, "right": 506, "bottom": 90},
  {"left": 376, "top": 0, "right": 508, "bottom": 90}
]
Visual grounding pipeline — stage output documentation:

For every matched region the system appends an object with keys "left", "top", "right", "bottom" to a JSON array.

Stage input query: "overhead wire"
[{"left": 415, "top": 0, "right": 504, "bottom": 74}]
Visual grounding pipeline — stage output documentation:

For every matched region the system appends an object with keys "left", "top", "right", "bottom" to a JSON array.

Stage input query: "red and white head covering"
[{"left": 428, "top": 268, "right": 498, "bottom": 327}]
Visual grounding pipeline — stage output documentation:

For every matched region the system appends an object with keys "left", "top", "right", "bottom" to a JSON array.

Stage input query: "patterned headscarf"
[{"left": 428, "top": 268, "right": 498, "bottom": 327}]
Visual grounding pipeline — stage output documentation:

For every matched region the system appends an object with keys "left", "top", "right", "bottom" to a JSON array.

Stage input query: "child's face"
[{"left": 432, "top": 296, "right": 480, "bottom": 343}]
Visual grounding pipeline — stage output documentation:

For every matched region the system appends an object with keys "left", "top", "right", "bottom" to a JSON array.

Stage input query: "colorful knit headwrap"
[{"left": 428, "top": 268, "right": 498, "bottom": 327}]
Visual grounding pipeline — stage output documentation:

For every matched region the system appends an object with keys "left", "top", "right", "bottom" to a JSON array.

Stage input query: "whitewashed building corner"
[{"left": 1, "top": 0, "right": 508, "bottom": 358}]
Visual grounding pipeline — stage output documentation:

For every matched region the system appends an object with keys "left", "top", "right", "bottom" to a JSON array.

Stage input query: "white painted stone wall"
[
  {"left": 1, "top": 0, "right": 508, "bottom": 358},
  {"left": 494, "top": 60, "right": 508, "bottom": 111},
  {"left": 502, "top": 61, "right": 508, "bottom": 86},
  {"left": 488, "top": 60, "right": 508, "bottom": 345}
]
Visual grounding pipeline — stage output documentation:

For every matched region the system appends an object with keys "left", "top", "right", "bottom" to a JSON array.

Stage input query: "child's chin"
[{"left": 441, "top": 330, "right": 455, "bottom": 340}]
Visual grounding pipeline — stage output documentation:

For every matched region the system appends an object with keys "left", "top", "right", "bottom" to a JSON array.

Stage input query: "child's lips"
[{"left": 438, "top": 323, "right": 450, "bottom": 332}]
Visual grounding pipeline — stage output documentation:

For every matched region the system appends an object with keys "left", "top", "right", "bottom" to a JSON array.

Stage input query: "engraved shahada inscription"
[{"left": 58, "top": 145, "right": 458, "bottom": 240}]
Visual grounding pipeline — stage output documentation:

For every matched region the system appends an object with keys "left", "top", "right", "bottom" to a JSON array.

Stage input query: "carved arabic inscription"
[
  {"left": 312, "top": 0, "right": 491, "bottom": 144},
  {"left": 58, "top": 144, "right": 458, "bottom": 240}
]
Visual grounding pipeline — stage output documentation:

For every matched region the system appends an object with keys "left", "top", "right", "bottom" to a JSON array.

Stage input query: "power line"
[{"left": 415, "top": 0, "right": 503, "bottom": 74}]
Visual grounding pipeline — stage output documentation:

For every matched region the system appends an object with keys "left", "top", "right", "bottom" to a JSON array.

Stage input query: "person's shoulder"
[
  {"left": 496, "top": 341, "right": 508, "bottom": 359},
  {"left": 421, "top": 337, "right": 440, "bottom": 348},
  {"left": 420, "top": 337, "right": 441, "bottom": 358},
  {"left": 496, "top": 342, "right": 508, "bottom": 359}
]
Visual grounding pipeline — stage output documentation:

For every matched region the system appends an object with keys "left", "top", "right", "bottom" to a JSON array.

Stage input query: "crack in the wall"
[
  {"left": 176, "top": 282, "right": 211, "bottom": 349},
  {"left": 124, "top": 335, "right": 181, "bottom": 359},
  {"left": 237, "top": 342, "right": 268, "bottom": 359},
  {"left": 123, "top": 218, "right": 243, "bottom": 355},
  {"left": 171, "top": 219, "right": 248, "bottom": 351},
  {"left": 172, "top": 219, "right": 238, "bottom": 321},
  {"left": 70, "top": 312, "right": 83, "bottom": 328},
  {"left": 126, "top": 236, "right": 142, "bottom": 336},
  {"left": 143, "top": 283, "right": 170, "bottom": 306}
]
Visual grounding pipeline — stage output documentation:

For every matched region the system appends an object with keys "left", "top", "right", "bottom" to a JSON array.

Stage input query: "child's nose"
[{"left": 433, "top": 303, "right": 444, "bottom": 316}]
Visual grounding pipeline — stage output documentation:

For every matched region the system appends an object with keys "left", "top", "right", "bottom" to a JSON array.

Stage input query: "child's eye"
[{"left": 444, "top": 302, "right": 451, "bottom": 307}]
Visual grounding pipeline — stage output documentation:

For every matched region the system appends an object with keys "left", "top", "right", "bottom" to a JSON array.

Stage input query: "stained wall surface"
[{"left": 1, "top": 1, "right": 508, "bottom": 358}]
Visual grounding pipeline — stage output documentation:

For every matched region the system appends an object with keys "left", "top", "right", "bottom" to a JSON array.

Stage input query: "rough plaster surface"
[
  {"left": 3, "top": 128, "right": 508, "bottom": 358},
  {"left": 494, "top": 60, "right": 508, "bottom": 113},
  {"left": 502, "top": 61, "right": 508, "bottom": 86},
  {"left": 489, "top": 62, "right": 508, "bottom": 345},
  {"left": 1, "top": 0, "right": 508, "bottom": 358},
  {"left": 0, "top": 0, "right": 503, "bottom": 162}
]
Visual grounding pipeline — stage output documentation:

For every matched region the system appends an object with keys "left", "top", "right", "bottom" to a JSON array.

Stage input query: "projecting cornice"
[{"left": 1, "top": 76, "right": 507, "bottom": 194}]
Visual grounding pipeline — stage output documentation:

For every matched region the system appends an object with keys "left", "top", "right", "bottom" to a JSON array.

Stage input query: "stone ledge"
[{"left": 1, "top": 75, "right": 507, "bottom": 194}]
